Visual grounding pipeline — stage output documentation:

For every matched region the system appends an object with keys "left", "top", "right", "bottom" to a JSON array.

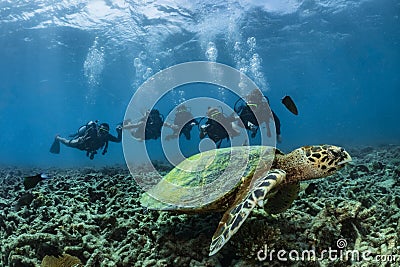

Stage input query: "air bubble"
[
  {"left": 134, "top": 57, "right": 142, "bottom": 68},
  {"left": 234, "top": 42, "right": 241, "bottom": 51},
  {"left": 250, "top": 53, "right": 262, "bottom": 71},
  {"left": 83, "top": 37, "right": 105, "bottom": 103},
  {"left": 139, "top": 51, "right": 147, "bottom": 60},
  {"left": 205, "top": 42, "right": 218, "bottom": 62},
  {"left": 247, "top": 36, "right": 256, "bottom": 49},
  {"left": 143, "top": 67, "right": 153, "bottom": 80}
]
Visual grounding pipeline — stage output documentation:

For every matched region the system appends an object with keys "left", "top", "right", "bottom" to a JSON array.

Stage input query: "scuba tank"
[{"left": 69, "top": 120, "right": 98, "bottom": 138}]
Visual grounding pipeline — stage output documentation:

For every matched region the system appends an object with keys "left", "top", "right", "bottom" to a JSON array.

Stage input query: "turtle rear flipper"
[
  {"left": 265, "top": 181, "right": 300, "bottom": 214},
  {"left": 209, "top": 169, "right": 286, "bottom": 256}
]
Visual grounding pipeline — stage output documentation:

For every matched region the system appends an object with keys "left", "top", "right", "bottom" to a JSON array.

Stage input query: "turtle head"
[
  {"left": 280, "top": 145, "right": 352, "bottom": 182},
  {"left": 299, "top": 145, "right": 352, "bottom": 179}
]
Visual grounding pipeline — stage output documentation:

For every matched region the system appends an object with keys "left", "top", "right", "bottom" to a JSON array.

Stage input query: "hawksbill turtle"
[{"left": 140, "top": 145, "right": 351, "bottom": 256}]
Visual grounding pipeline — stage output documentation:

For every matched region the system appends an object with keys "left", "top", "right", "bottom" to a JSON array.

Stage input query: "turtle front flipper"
[
  {"left": 265, "top": 181, "right": 300, "bottom": 214},
  {"left": 209, "top": 169, "right": 286, "bottom": 256}
]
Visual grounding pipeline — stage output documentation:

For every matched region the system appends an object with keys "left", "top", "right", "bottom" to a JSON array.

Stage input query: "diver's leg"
[
  {"left": 56, "top": 136, "right": 72, "bottom": 146},
  {"left": 56, "top": 136, "right": 80, "bottom": 148},
  {"left": 183, "top": 130, "right": 191, "bottom": 140},
  {"left": 216, "top": 139, "right": 222, "bottom": 148},
  {"left": 272, "top": 111, "right": 282, "bottom": 143},
  {"left": 181, "top": 125, "right": 191, "bottom": 140}
]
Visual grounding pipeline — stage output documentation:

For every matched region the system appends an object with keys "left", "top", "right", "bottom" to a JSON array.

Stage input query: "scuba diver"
[
  {"left": 235, "top": 89, "right": 282, "bottom": 142},
  {"left": 50, "top": 120, "right": 122, "bottom": 159},
  {"left": 123, "top": 109, "right": 166, "bottom": 141},
  {"left": 199, "top": 106, "right": 240, "bottom": 148},
  {"left": 165, "top": 104, "right": 198, "bottom": 141}
]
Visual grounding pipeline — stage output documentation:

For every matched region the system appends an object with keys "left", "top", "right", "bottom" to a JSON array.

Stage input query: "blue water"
[{"left": 0, "top": 0, "right": 399, "bottom": 167}]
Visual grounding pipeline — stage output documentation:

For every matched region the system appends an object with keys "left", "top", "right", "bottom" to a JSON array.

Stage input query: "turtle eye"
[{"left": 327, "top": 147, "right": 340, "bottom": 159}]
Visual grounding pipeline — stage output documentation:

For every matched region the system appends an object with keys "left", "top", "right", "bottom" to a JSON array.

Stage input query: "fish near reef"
[
  {"left": 24, "top": 173, "right": 51, "bottom": 190},
  {"left": 14, "top": 192, "right": 34, "bottom": 211},
  {"left": 282, "top": 95, "right": 298, "bottom": 115}
]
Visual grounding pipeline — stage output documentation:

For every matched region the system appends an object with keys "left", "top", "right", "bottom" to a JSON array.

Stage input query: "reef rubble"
[{"left": 0, "top": 145, "right": 399, "bottom": 266}]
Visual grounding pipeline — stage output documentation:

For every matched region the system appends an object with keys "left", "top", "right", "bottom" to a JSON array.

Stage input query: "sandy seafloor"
[{"left": 1, "top": 145, "right": 400, "bottom": 267}]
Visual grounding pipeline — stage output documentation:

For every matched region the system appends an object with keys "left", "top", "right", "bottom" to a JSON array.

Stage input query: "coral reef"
[{"left": 0, "top": 144, "right": 399, "bottom": 266}]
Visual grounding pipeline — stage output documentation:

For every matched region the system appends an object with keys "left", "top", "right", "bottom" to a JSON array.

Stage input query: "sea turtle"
[{"left": 141, "top": 145, "right": 351, "bottom": 256}]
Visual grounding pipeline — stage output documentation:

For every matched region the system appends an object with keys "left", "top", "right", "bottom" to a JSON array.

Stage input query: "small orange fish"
[{"left": 282, "top": 95, "right": 298, "bottom": 115}]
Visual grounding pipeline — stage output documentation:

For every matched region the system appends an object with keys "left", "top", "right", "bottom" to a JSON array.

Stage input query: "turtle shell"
[{"left": 140, "top": 145, "right": 276, "bottom": 212}]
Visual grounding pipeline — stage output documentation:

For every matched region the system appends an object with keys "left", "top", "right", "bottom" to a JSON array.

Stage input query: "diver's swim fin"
[{"left": 49, "top": 138, "right": 60, "bottom": 154}]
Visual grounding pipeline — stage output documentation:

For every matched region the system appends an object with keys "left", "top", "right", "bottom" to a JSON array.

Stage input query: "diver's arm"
[
  {"left": 122, "top": 119, "right": 142, "bottom": 130},
  {"left": 199, "top": 123, "right": 209, "bottom": 139},
  {"left": 122, "top": 123, "right": 140, "bottom": 129},
  {"left": 108, "top": 127, "right": 122, "bottom": 143},
  {"left": 108, "top": 134, "right": 121, "bottom": 143},
  {"left": 266, "top": 125, "right": 272, "bottom": 137},
  {"left": 163, "top": 121, "right": 176, "bottom": 129}
]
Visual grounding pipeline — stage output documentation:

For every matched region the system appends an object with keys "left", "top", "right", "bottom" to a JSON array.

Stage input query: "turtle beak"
[{"left": 337, "top": 148, "right": 352, "bottom": 166}]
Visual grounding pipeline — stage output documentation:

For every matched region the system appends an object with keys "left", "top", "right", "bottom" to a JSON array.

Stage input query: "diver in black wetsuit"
[
  {"left": 123, "top": 109, "right": 166, "bottom": 141},
  {"left": 199, "top": 107, "right": 240, "bottom": 148},
  {"left": 53, "top": 121, "right": 122, "bottom": 159},
  {"left": 235, "top": 89, "right": 282, "bottom": 142},
  {"left": 165, "top": 104, "right": 198, "bottom": 141}
]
